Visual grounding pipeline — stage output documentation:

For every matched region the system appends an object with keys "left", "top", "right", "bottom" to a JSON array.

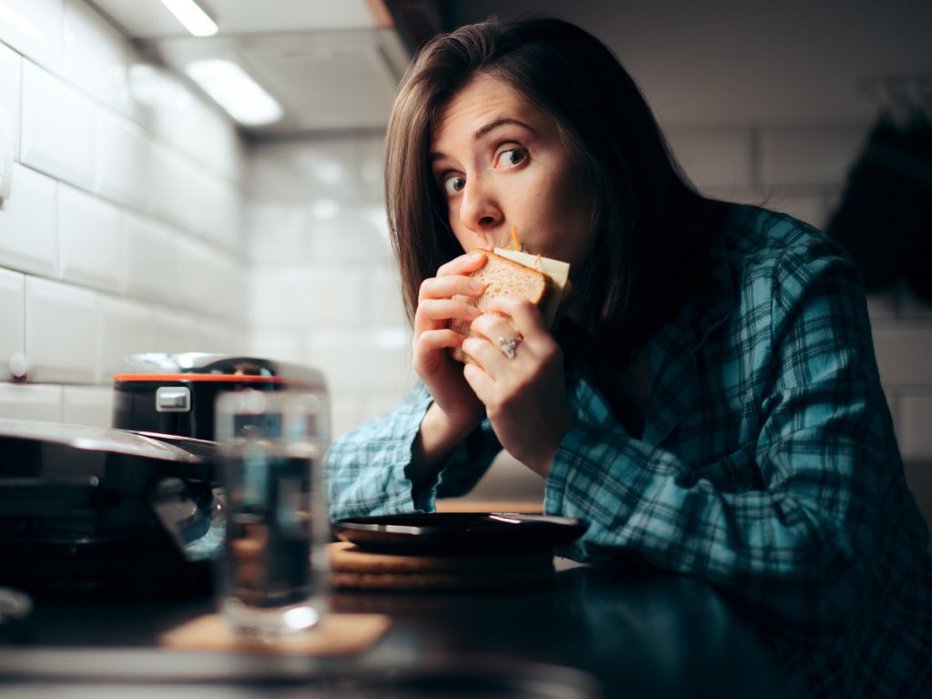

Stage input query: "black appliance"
[
  {"left": 0, "top": 419, "right": 222, "bottom": 599},
  {"left": 112, "top": 353, "right": 326, "bottom": 442}
]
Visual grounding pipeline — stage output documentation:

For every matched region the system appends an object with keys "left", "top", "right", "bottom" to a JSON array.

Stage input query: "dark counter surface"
[{"left": 0, "top": 560, "right": 788, "bottom": 698}]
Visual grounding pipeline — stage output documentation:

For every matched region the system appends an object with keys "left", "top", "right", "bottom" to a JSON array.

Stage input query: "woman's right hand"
[{"left": 412, "top": 251, "right": 488, "bottom": 438}]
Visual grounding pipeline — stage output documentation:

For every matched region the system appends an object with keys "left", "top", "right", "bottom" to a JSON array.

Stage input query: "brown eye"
[
  {"left": 497, "top": 148, "right": 527, "bottom": 168},
  {"left": 442, "top": 174, "right": 466, "bottom": 196}
]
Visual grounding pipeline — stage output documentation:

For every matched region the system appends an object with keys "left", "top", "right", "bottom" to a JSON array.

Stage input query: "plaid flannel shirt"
[{"left": 326, "top": 205, "right": 932, "bottom": 697}]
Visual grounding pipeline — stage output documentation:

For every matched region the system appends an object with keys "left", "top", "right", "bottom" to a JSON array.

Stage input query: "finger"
[
  {"left": 487, "top": 295, "right": 546, "bottom": 337},
  {"left": 418, "top": 274, "right": 485, "bottom": 301},
  {"left": 461, "top": 336, "right": 512, "bottom": 372},
  {"left": 413, "top": 329, "right": 467, "bottom": 375},
  {"left": 435, "top": 251, "right": 488, "bottom": 278},
  {"left": 415, "top": 299, "right": 483, "bottom": 326},
  {"left": 415, "top": 328, "right": 467, "bottom": 353},
  {"left": 469, "top": 313, "right": 521, "bottom": 345},
  {"left": 462, "top": 361, "right": 495, "bottom": 404}
]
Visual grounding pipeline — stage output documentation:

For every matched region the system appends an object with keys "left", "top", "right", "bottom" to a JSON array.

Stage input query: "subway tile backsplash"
[
  {"left": 25, "top": 275, "right": 97, "bottom": 384},
  {"left": 0, "top": 0, "right": 64, "bottom": 74},
  {"left": 0, "top": 383, "right": 62, "bottom": 421},
  {"left": 0, "top": 163, "right": 58, "bottom": 277},
  {"left": 62, "top": 384, "right": 112, "bottom": 428},
  {"left": 58, "top": 183, "right": 123, "bottom": 292},
  {"left": 0, "top": 42, "right": 22, "bottom": 160},
  {"left": 95, "top": 109, "right": 148, "bottom": 211},
  {"left": 758, "top": 124, "right": 867, "bottom": 188},
  {"left": 0, "top": 268, "right": 25, "bottom": 378},
  {"left": 21, "top": 58, "right": 97, "bottom": 190},
  {"left": 0, "top": 0, "right": 245, "bottom": 423}
]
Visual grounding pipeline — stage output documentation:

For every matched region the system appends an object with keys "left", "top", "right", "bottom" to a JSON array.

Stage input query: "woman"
[{"left": 326, "top": 16, "right": 931, "bottom": 697}]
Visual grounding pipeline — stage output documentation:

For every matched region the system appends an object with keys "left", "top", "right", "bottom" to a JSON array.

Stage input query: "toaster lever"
[{"left": 156, "top": 386, "right": 191, "bottom": 412}]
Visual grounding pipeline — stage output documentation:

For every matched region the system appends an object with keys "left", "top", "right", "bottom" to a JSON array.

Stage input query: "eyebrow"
[
  {"left": 473, "top": 117, "right": 535, "bottom": 140},
  {"left": 430, "top": 117, "right": 536, "bottom": 162}
]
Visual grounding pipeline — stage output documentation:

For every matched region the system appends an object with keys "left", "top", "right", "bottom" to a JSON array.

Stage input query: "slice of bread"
[
  {"left": 493, "top": 248, "right": 571, "bottom": 329},
  {"left": 449, "top": 250, "right": 559, "bottom": 363}
]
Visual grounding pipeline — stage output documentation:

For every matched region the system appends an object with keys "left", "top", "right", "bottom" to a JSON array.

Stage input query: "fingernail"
[
  {"left": 468, "top": 280, "right": 484, "bottom": 292},
  {"left": 468, "top": 252, "right": 486, "bottom": 261}
]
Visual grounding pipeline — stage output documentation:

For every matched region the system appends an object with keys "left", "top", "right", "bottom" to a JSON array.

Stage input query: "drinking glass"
[{"left": 215, "top": 389, "right": 330, "bottom": 641}]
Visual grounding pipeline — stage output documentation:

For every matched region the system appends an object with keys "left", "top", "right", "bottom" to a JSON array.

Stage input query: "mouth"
[{"left": 476, "top": 225, "right": 524, "bottom": 253}]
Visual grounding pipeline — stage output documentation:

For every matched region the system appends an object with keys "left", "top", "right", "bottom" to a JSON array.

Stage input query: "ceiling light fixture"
[
  {"left": 185, "top": 59, "right": 283, "bottom": 126},
  {"left": 0, "top": 2, "right": 41, "bottom": 38},
  {"left": 160, "top": 0, "right": 218, "bottom": 37}
]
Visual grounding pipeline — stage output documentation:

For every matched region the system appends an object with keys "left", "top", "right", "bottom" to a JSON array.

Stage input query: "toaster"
[{"left": 112, "top": 353, "right": 327, "bottom": 441}]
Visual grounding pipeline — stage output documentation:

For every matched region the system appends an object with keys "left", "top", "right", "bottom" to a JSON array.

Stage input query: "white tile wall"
[
  {"left": 251, "top": 266, "right": 367, "bottom": 328},
  {"left": 248, "top": 329, "right": 309, "bottom": 367},
  {"left": 1, "top": 0, "right": 246, "bottom": 430},
  {"left": 0, "top": 42, "right": 22, "bottom": 164},
  {"left": 666, "top": 126, "right": 754, "bottom": 189},
  {"left": 873, "top": 326, "right": 932, "bottom": 388},
  {"left": 0, "top": 0, "right": 64, "bottom": 73},
  {"left": 0, "top": 267, "right": 24, "bottom": 378},
  {"left": 21, "top": 59, "right": 97, "bottom": 190},
  {"left": 152, "top": 308, "right": 206, "bottom": 355},
  {"left": 196, "top": 317, "right": 248, "bottom": 356},
  {"left": 95, "top": 109, "right": 148, "bottom": 210},
  {"left": 0, "top": 383, "right": 62, "bottom": 420},
  {"left": 147, "top": 84, "right": 243, "bottom": 181},
  {"left": 759, "top": 124, "right": 867, "bottom": 187},
  {"left": 366, "top": 265, "right": 408, "bottom": 326},
  {"left": 310, "top": 206, "right": 394, "bottom": 265},
  {"left": 247, "top": 203, "right": 311, "bottom": 264},
  {"left": 62, "top": 384, "right": 112, "bottom": 427},
  {"left": 246, "top": 135, "right": 407, "bottom": 436},
  {"left": 307, "top": 327, "right": 410, "bottom": 392},
  {"left": 174, "top": 235, "right": 247, "bottom": 320},
  {"left": 97, "top": 295, "right": 154, "bottom": 380},
  {"left": 763, "top": 193, "right": 831, "bottom": 230},
  {"left": 123, "top": 212, "right": 178, "bottom": 304},
  {"left": 25, "top": 275, "right": 97, "bottom": 383},
  {"left": 195, "top": 169, "right": 242, "bottom": 250},
  {"left": 865, "top": 286, "right": 898, "bottom": 322},
  {"left": 59, "top": 183, "right": 123, "bottom": 292},
  {"left": 61, "top": 0, "right": 131, "bottom": 115},
  {"left": 0, "top": 163, "right": 58, "bottom": 276},
  {"left": 899, "top": 395, "right": 932, "bottom": 462}
]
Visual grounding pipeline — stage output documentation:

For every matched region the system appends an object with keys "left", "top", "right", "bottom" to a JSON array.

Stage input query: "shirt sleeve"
[
  {"left": 326, "top": 383, "right": 502, "bottom": 521},
  {"left": 544, "top": 247, "right": 903, "bottom": 633}
]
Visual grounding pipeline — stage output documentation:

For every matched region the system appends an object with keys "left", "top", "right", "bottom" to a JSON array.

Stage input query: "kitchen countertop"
[{"left": 0, "top": 560, "right": 789, "bottom": 698}]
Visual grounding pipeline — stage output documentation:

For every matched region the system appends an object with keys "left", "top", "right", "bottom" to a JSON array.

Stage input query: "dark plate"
[{"left": 332, "top": 513, "right": 588, "bottom": 555}]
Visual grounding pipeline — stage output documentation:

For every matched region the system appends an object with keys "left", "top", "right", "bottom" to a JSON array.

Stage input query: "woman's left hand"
[{"left": 460, "top": 295, "right": 574, "bottom": 477}]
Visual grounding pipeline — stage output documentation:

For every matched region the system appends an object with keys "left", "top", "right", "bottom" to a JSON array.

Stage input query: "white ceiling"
[
  {"left": 87, "top": 0, "right": 932, "bottom": 136},
  {"left": 88, "top": 0, "right": 409, "bottom": 135},
  {"left": 89, "top": 0, "right": 390, "bottom": 38}
]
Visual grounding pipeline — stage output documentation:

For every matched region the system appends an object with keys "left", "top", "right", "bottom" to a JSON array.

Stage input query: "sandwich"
[{"left": 450, "top": 247, "right": 571, "bottom": 363}]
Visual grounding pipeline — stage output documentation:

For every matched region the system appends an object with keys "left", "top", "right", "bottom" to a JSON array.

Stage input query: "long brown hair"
[{"left": 385, "top": 16, "right": 722, "bottom": 357}]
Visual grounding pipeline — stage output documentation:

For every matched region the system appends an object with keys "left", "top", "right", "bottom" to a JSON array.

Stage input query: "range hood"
[{"left": 88, "top": 0, "right": 425, "bottom": 137}]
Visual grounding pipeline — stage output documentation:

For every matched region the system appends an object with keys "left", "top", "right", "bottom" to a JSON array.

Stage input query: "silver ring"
[{"left": 497, "top": 335, "right": 521, "bottom": 359}]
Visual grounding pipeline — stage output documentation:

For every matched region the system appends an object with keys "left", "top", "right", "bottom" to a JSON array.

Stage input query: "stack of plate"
[{"left": 329, "top": 513, "right": 587, "bottom": 590}]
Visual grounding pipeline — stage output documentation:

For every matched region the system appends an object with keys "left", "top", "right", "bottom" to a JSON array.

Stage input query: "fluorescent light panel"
[
  {"left": 0, "top": 2, "right": 41, "bottom": 38},
  {"left": 160, "top": 0, "right": 218, "bottom": 37},
  {"left": 185, "top": 59, "right": 283, "bottom": 126}
]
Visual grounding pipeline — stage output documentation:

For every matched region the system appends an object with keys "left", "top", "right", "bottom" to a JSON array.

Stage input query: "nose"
[{"left": 458, "top": 176, "right": 503, "bottom": 237}]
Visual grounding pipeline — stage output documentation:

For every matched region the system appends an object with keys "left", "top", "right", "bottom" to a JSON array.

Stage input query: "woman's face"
[{"left": 429, "top": 73, "right": 594, "bottom": 267}]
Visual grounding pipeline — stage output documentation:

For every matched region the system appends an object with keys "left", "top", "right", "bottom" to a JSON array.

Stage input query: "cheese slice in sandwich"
[{"left": 450, "top": 249, "right": 571, "bottom": 364}]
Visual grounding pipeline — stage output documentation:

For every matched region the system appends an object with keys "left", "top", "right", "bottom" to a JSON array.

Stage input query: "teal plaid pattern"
[{"left": 327, "top": 205, "right": 932, "bottom": 697}]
